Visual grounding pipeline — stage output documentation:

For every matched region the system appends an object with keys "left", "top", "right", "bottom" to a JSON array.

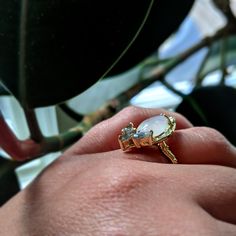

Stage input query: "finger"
[
  {"left": 216, "top": 220, "right": 236, "bottom": 236},
  {"left": 183, "top": 165, "right": 236, "bottom": 224},
  {"left": 166, "top": 127, "right": 236, "bottom": 167},
  {"left": 65, "top": 106, "right": 193, "bottom": 155}
]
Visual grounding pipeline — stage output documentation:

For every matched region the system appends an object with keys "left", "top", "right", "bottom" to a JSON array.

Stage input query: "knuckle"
[
  {"left": 118, "top": 106, "right": 142, "bottom": 119},
  {"left": 199, "top": 127, "right": 232, "bottom": 153},
  {"left": 199, "top": 127, "right": 225, "bottom": 141},
  {"left": 202, "top": 127, "right": 225, "bottom": 140},
  {"left": 87, "top": 107, "right": 139, "bottom": 135},
  {"left": 91, "top": 160, "right": 154, "bottom": 200}
]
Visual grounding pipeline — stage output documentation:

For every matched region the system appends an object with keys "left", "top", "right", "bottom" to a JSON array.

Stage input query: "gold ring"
[{"left": 118, "top": 114, "right": 178, "bottom": 164}]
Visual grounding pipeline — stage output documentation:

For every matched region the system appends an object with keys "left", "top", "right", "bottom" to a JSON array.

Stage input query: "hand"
[{"left": 1, "top": 107, "right": 236, "bottom": 236}]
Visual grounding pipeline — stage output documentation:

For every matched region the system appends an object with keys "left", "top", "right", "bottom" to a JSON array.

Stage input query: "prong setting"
[{"left": 118, "top": 114, "right": 176, "bottom": 151}]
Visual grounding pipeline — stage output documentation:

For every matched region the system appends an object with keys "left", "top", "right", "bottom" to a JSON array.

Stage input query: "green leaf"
[
  {"left": 68, "top": 66, "right": 142, "bottom": 114},
  {"left": 69, "top": 56, "right": 174, "bottom": 115},
  {"left": 0, "top": 84, "right": 10, "bottom": 96},
  {"left": 0, "top": 158, "right": 20, "bottom": 206},
  {"left": 200, "top": 35, "right": 236, "bottom": 78},
  {"left": 0, "top": 0, "right": 194, "bottom": 108}
]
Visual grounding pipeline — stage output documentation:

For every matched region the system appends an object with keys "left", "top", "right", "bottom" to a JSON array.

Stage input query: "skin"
[{"left": 1, "top": 106, "right": 236, "bottom": 236}]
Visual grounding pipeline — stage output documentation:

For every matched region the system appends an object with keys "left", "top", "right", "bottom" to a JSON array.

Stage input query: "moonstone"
[{"left": 136, "top": 115, "right": 169, "bottom": 138}]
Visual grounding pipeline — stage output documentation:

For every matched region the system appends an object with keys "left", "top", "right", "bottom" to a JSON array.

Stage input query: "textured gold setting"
[{"left": 118, "top": 114, "right": 178, "bottom": 164}]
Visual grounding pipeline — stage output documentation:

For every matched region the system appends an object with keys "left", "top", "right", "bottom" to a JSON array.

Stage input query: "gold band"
[{"left": 158, "top": 141, "right": 178, "bottom": 164}]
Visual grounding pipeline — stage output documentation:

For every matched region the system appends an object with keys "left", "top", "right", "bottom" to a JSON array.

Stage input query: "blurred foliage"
[
  {"left": 0, "top": 0, "right": 194, "bottom": 108},
  {"left": 199, "top": 35, "right": 236, "bottom": 80},
  {"left": 0, "top": 158, "right": 20, "bottom": 206}
]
